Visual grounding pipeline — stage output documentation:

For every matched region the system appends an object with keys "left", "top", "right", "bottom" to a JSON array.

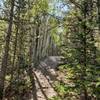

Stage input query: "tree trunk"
[
  {"left": 28, "top": 32, "right": 37, "bottom": 100},
  {"left": 27, "top": 67, "right": 37, "bottom": 100},
  {"left": 10, "top": 0, "right": 21, "bottom": 84},
  {"left": 0, "top": 0, "right": 15, "bottom": 99},
  {"left": 10, "top": 25, "right": 19, "bottom": 82},
  {"left": 97, "top": 0, "right": 100, "bottom": 33},
  {"left": 80, "top": 1, "right": 88, "bottom": 100}
]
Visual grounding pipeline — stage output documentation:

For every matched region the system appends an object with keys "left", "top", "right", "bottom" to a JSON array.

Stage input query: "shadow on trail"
[
  {"left": 34, "top": 56, "right": 65, "bottom": 98},
  {"left": 32, "top": 70, "right": 49, "bottom": 100}
]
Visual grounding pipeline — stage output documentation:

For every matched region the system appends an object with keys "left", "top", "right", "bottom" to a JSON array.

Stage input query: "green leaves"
[{"left": 49, "top": 96, "right": 61, "bottom": 100}]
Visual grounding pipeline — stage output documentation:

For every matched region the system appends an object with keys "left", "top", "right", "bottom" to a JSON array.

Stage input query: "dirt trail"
[{"left": 31, "top": 56, "right": 64, "bottom": 100}]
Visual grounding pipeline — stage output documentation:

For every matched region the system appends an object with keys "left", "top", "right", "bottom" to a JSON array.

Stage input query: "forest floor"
[
  {"left": 4, "top": 56, "right": 76, "bottom": 100},
  {"left": 4, "top": 56, "right": 97, "bottom": 100},
  {"left": 30, "top": 56, "right": 74, "bottom": 100},
  {"left": 4, "top": 56, "right": 66, "bottom": 100}
]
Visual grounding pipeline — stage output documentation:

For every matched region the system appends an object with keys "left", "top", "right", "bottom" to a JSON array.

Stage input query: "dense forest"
[{"left": 0, "top": 0, "right": 100, "bottom": 100}]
